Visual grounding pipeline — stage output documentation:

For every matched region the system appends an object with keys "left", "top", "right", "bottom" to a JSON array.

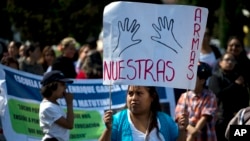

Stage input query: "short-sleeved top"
[
  {"left": 39, "top": 100, "right": 69, "bottom": 141},
  {"left": 111, "top": 109, "right": 179, "bottom": 141},
  {"left": 175, "top": 89, "right": 217, "bottom": 141}
]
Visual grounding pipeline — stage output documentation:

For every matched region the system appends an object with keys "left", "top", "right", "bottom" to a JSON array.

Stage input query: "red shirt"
[{"left": 76, "top": 70, "right": 87, "bottom": 79}]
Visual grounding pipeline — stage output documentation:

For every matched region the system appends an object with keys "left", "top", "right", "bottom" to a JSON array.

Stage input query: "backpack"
[{"left": 225, "top": 107, "right": 250, "bottom": 140}]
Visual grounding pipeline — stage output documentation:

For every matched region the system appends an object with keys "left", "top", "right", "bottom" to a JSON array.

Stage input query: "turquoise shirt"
[{"left": 111, "top": 109, "right": 179, "bottom": 141}]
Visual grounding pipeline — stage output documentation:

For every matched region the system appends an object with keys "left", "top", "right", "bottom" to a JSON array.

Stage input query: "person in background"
[
  {"left": 86, "top": 36, "right": 98, "bottom": 51},
  {"left": 173, "top": 28, "right": 221, "bottom": 104},
  {"left": 225, "top": 106, "right": 250, "bottom": 140},
  {"left": 18, "top": 44, "right": 27, "bottom": 62},
  {"left": 19, "top": 42, "right": 44, "bottom": 75},
  {"left": 7, "top": 41, "right": 22, "bottom": 59},
  {"left": 1, "top": 56, "right": 19, "bottom": 70},
  {"left": 208, "top": 52, "right": 249, "bottom": 141},
  {"left": 38, "top": 46, "right": 56, "bottom": 73},
  {"left": 51, "top": 37, "right": 77, "bottom": 78},
  {"left": 76, "top": 50, "right": 103, "bottom": 79},
  {"left": 74, "top": 44, "right": 90, "bottom": 74},
  {"left": 225, "top": 35, "right": 250, "bottom": 92},
  {"left": 175, "top": 62, "right": 217, "bottom": 141},
  {"left": 0, "top": 39, "right": 8, "bottom": 61},
  {"left": 99, "top": 85, "right": 188, "bottom": 141},
  {"left": 96, "top": 29, "right": 103, "bottom": 58},
  {"left": 39, "top": 70, "right": 74, "bottom": 141},
  {"left": 200, "top": 28, "right": 222, "bottom": 72}
]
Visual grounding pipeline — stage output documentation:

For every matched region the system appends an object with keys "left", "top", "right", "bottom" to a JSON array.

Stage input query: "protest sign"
[{"left": 103, "top": 1, "right": 208, "bottom": 89}]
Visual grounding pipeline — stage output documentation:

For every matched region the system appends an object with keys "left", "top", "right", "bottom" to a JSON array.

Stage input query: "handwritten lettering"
[
  {"left": 104, "top": 59, "right": 175, "bottom": 82},
  {"left": 187, "top": 8, "right": 202, "bottom": 80}
]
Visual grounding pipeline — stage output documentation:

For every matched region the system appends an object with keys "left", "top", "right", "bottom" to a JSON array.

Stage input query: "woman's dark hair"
[
  {"left": 38, "top": 46, "right": 56, "bottom": 71},
  {"left": 1, "top": 56, "right": 19, "bottom": 69},
  {"left": 81, "top": 50, "right": 103, "bottom": 78},
  {"left": 226, "top": 36, "right": 244, "bottom": 49},
  {"left": 125, "top": 85, "right": 162, "bottom": 140},
  {"left": 227, "top": 36, "right": 249, "bottom": 62},
  {"left": 40, "top": 82, "right": 58, "bottom": 98},
  {"left": 24, "top": 42, "right": 40, "bottom": 57}
]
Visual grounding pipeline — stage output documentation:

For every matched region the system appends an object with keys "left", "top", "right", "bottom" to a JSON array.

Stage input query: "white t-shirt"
[
  {"left": 127, "top": 110, "right": 165, "bottom": 141},
  {"left": 39, "top": 100, "right": 69, "bottom": 141},
  {"left": 199, "top": 52, "right": 217, "bottom": 71}
]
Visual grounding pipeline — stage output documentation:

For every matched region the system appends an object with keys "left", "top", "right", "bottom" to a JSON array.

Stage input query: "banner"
[
  {"left": 0, "top": 64, "right": 176, "bottom": 141},
  {"left": 103, "top": 1, "right": 208, "bottom": 89}
]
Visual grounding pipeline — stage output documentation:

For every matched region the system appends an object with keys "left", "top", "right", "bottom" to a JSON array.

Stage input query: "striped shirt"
[{"left": 175, "top": 89, "right": 217, "bottom": 141}]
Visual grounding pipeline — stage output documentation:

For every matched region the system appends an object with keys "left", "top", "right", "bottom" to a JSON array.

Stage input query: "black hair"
[
  {"left": 85, "top": 36, "right": 97, "bottom": 50},
  {"left": 40, "top": 82, "right": 58, "bottom": 98},
  {"left": 125, "top": 85, "right": 162, "bottom": 140},
  {"left": 1, "top": 56, "right": 19, "bottom": 69},
  {"left": 81, "top": 50, "right": 103, "bottom": 78},
  {"left": 24, "top": 42, "right": 40, "bottom": 57},
  {"left": 226, "top": 36, "right": 244, "bottom": 49}
]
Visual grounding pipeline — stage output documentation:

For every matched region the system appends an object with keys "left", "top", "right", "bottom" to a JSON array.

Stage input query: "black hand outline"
[
  {"left": 113, "top": 18, "right": 142, "bottom": 57},
  {"left": 151, "top": 16, "right": 183, "bottom": 54}
]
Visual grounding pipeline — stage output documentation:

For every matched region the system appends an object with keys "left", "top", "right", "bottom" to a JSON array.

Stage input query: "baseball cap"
[
  {"left": 41, "top": 70, "right": 73, "bottom": 86},
  {"left": 197, "top": 62, "right": 212, "bottom": 80}
]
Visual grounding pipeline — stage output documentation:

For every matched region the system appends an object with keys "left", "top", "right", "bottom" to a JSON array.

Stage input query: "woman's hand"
[
  {"left": 99, "top": 110, "right": 113, "bottom": 141},
  {"left": 235, "top": 75, "right": 245, "bottom": 86},
  {"left": 103, "top": 110, "right": 113, "bottom": 130}
]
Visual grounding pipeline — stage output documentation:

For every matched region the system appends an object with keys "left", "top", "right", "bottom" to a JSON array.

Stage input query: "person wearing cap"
[
  {"left": 175, "top": 62, "right": 218, "bottom": 141},
  {"left": 39, "top": 70, "right": 74, "bottom": 141}
]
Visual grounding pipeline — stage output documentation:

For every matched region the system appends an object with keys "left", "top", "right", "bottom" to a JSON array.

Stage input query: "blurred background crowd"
[{"left": 1, "top": 0, "right": 250, "bottom": 141}]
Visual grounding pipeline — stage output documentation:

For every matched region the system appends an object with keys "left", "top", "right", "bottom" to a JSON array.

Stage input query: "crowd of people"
[
  {"left": 0, "top": 29, "right": 104, "bottom": 80},
  {"left": 1, "top": 26, "right": 250, "bottom": 141}
]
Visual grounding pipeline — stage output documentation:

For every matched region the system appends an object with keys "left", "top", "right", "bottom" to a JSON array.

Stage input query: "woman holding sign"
[{"left": 99, "top": 85, "right": 188, "bottom": 141}]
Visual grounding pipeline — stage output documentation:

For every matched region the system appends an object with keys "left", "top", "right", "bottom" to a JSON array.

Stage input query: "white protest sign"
[{"left": 103, "top": 1, "right": 208, "bottom": 89}]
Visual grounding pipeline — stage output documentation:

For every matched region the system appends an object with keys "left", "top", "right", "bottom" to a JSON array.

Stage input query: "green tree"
[
  {"left": 6, "top": 0, "right": 106, "bottom": 46},
  {"left": 5, "top": 0, "right": 250, "bottom": 49}
]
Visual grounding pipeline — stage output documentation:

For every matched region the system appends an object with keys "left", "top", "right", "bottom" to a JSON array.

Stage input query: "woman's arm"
[{"left": 99, "top": 110, "right": 113, "bottom": 141}]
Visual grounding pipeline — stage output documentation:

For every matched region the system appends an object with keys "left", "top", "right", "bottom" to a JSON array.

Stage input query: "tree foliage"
[
  {"left": 6, "top": 0, "right": 107, "bottom": 46},
  {"left": 2, "top": 0, "right": 250, "bottom": 48}
]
